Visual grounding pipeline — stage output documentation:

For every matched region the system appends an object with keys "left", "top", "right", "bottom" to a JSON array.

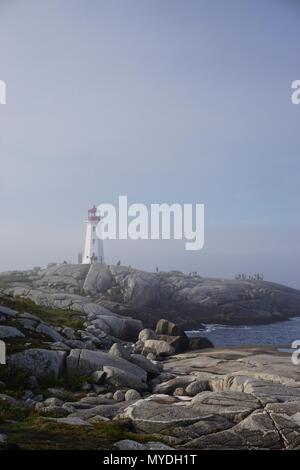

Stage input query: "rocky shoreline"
[
  {"left": 0, "top": 264, "right": 300, "bottom": 450},
  {"left": 1, "top": 263, "right": 300, "bottom": 327},
  {"left": 0, "top": 297, "right": 300, "bottom": 449}
]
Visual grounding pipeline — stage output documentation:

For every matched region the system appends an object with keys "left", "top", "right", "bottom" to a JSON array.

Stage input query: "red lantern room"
[{"left": 88, "top": 205, "right": 100, "bottom": 222}]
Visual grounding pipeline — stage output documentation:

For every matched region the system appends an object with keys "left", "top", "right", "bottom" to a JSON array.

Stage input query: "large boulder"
[
  {"left": 0, "top": 326, "right": 24, "bottom": 339},
  {"left": 36, "top": 323, "right": 64, "bottom": 342},
  {"left": 91, "top": 315, "right": 142, "bottom": 340},
  {"left": 83, "top": 264, "right": 113, "bottom": 295},
  {"left": 156, "top": 319, "right": 185, "bottom": 337},
  {"left": 185, "top": 380, "right": 210, "bottom": 396},
  {"left": 155, "top": 319, "right": 189, "bottom": 353},
  {"left": 0, "top": 306, "right": 17, "bottom": 318},
  {"left": 103, "top": 366, "right": 148, "bottom": 392},
  {"left": 91, "top": 370, "right": 106, "bottom": 385},
  {"left": 125, "top": 389, "right": 142, "bottom": 401},
  {"left": 66, "top": 349, "right": 147, "bottom": 381},
  {"left": 158, "top": 335, "right": 189, "bottom": 354},
  {"left": 117, "top": 268, "right": 160, "bottom": 308},
  {"left": 130, "top": 354, "right": 161, "bottom": 376},
  {"left": 142, "top": 340, "right": 175, "bottom": 358},
  {"left": 8, "top": 349, "right": 66, "bottom": 379},
  {"left": 138, "top": 328, "right": 158, "bottom": 342},
  {"left": 109, "top": 343, "right": 131, "bottom": 362},
  {"left": 113, "top": 390, "right": 125, "bottom": 402},
  {"left": 153, "top": 376, "right": 196, "bottom": 395}
]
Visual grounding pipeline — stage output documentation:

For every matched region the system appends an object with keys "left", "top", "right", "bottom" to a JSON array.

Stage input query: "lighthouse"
[{"left": 82, "top": 206, "right": 104, "bottom": 264}]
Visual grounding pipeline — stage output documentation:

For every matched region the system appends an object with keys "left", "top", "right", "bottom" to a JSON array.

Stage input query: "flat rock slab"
[
  {"left": 113, "top": 348, "right": 300, "bottom": 449},
  {"left": 182, "top": 410, "right": 282, "bottom": 450},
  {"left": 191, "top": 391, "right": 260, "bottom": 422},
  {"left": 166, "top": 414, "right": 233, "bottom": 444},
  {"left": 45, "top": 417, "right": 92, "bottom": 427},
  {"left": 115, "top": 439, "right": 173, "bottom": 450},
  {"left": 63, "top": 397, "right": 114, "bottom": 411},
  {"left": 68, "top": 402, "right": 129, "bottom": 420},
  {"left": 119, "top": 399, "right": 230, "bottom": 433},
  {"left": 212, "top": 374, "right": 300, "bottom": 404},
  {"left": 265, "top": 401, "right": 300, "bottom": 449},
  {"left": 165, "top": 347, "right": 300, "bottom": 384}
]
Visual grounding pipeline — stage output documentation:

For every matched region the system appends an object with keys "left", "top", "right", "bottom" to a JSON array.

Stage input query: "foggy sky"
[{"left": 0, "top": 0, "right": 300, "bottom": 288}]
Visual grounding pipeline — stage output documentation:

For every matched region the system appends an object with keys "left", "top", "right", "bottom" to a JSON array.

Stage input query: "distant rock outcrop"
[{"left": 1, "top": 263, "right": 300, "bottom": 327}]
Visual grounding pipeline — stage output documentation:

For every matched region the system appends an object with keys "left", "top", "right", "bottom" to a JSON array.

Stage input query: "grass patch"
[
  {"left": 1, "top": 417, "right": 131, "bottom": 450},
  {"left": 0, "top": 401, "right": 37, "bottom": 423},
  {"left": 0, "top": 394, "right": 169, "bottom": 450},
  {"left": 0, "top": 365, "right": 30, "bottom": 397},
  {"left": 32, "top": 309, "right": 84, "bottom": 330},
  {"left": 38, "top": 372, "right": 89, "bottom": 393},
  {"left": 1, "top": 416, "right": 169, "bottom": 450},
  {"left": 5, "top": 337, "right": 50, "bottom": 355},
  {"left": 0, "top": 295, "right": 85, "bottom": 330},
  {"left": 0, "top": 364, "right": 88, "bottom": 398},
  {"left": 0, "top": 273, "right": 33, "bottom": 289}
]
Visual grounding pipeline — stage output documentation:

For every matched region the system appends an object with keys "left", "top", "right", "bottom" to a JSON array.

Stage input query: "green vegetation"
[
  {"left": 0, "top": 401, "right": 37, "bottom": 422},
  {"left": 32, "top": 307, "right": 84, "bottom": 330},
  {"left": 38, "top": 372, "right": 90, "bottom": 393},
  {"left": 0, "top": 401, "right": 126, "bottom": 450},
  {"left": 1, "top": 316, "right": 53, "bottom": 353},
  {"left": 0, "top": 272, "right": 34, "bottom": 289},
  {"left": 1, "top": 414, "right": 164, "bottom": 450},
  {"left": 0, "top": 376, "right": 166, "bottom": 450},
  {"left": 2, "top": 418, "right": 124, "bottom": 450},
  {"left": 5, "top": 337, "right": 50, "bottom": 355},
  {"left": 0, "top": 368, "right": 150, "bottom": 450},
  {"left": 0, "top": 365, "right": 30, "bottom": 398},
  {"left": 0, "top": 295, "right": 85, "bottom": 330},
  {"left": 0, "top": 364, "right": 88, "bottom": 400},
  {"left": 0, "top": 289, "right": 170, "bottom": 450}
]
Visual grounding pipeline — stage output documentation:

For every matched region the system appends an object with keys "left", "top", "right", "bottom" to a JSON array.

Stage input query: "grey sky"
[{"left": 0, "top": 0, "right": 299, "bottom": 288}]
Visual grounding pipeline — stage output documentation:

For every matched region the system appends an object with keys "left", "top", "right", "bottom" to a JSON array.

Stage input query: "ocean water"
[{"left": 187, "top": 316, "right": 300, "bottom": 348}]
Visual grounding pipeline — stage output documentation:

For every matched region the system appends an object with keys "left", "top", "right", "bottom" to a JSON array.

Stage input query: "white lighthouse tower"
[{"left": 82, "top": 206, "right": 104, "bottom": 264}]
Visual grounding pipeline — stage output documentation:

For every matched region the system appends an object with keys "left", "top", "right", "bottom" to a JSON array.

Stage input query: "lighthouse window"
[{"left": 92, "top": 226, "right": 96, "bottom": 232}]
